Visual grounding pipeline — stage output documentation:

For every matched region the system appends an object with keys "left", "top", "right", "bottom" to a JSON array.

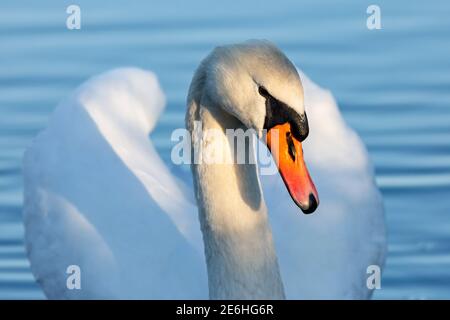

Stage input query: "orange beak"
[{"left": 266, "top": 123, "right": 319, "bottom": 214}]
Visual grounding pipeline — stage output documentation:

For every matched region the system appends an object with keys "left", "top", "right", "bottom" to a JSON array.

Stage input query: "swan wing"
[{"left": 23, "top": 68, "right": 207, "bottom": 299}]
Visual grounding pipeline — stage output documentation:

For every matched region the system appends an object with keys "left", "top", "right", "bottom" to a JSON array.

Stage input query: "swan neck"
[{"left": 187, "top": 96, "right": 285, "bottom": 299}]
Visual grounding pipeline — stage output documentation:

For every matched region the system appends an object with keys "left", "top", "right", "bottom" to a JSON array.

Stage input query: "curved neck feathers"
[{"left": 186, "top": 75, "right": 285, "bottom": 299}]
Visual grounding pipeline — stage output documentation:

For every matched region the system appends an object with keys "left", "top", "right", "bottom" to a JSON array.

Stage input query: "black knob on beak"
[{"left": 301, "top": 193, "right": 318, "bottom": 214}]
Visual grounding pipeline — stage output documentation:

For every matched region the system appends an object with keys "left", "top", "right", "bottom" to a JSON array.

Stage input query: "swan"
[{"left": 23, "top": 40, "right": 386, "bottom": 299}]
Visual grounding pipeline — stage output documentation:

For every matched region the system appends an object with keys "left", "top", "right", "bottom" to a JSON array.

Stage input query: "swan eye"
[{"left": 258, "top": 86, "right": 269, "bottom": 97}]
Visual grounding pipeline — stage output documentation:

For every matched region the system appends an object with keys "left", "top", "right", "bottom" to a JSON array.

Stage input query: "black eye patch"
[
  {"left": 258, "top": 86, "right": 269, "bottom": 97},
  {"left": 261, "top": 90, "right": 309, "bottom": 142}
]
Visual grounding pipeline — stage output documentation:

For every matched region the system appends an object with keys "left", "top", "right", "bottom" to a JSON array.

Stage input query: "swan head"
[{"left": 201, "top": 40, "right": 319, "bottom": 214}]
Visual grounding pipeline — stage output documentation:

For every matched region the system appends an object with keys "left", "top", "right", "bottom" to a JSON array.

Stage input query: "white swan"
[{"left": 23, "top": 40, "right": 386, "bottom": 299}]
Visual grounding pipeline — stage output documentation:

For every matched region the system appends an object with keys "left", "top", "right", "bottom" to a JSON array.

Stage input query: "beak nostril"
[{"left": 286, "top": 132, "right": 296, "bottom": 162}]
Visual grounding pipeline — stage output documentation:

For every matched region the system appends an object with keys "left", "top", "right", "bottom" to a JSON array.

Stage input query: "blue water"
[{"left": 1, "top": 0, "right": 450, "bottom": 299}]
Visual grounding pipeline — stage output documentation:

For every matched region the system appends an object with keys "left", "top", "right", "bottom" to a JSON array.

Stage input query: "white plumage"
[{"left": 23, "top": 45, "right": 386, "bottom": 299}]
